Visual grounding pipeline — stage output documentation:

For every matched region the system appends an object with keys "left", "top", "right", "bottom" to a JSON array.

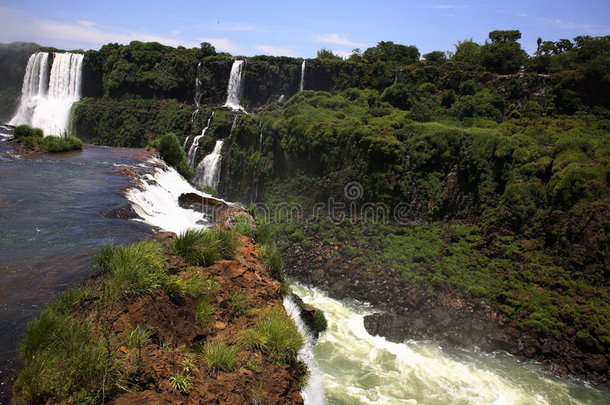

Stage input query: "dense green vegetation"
[{"left": 13, "top": 124, "right": 83, "bottom": 152}]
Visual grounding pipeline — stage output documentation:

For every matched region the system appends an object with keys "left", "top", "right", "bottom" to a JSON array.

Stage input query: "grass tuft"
[
  {"left": 168, "top": 372, "right": 192, "bottom": 394},
  {"left": 229, "top": 291, "right": 252, "bottom": 315},
  {"left": 258, "top": 244, "right": 285, "bottom": 281},
  {"left": 174, "top": 227, "right": 238, "bottom": 266},
  {"left": 243, "top": 307, "right": 303, "bottom": 363},
  {"left": 195, "top": 296, "right": 214, "bottom": 325},
  {"left": 199, "top": 341, "right": 239, "bottom": 371}
]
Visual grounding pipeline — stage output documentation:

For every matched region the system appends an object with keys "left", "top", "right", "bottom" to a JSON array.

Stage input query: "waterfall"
[
  {"left": 283, "top": 294, "right": 325, "bottom": 405},
  {"left": 191, "top": 63, "right": 203, "bottom": 124},
  {"left": 300, "top": 60, "right": 306, "bottom": 92},
  {"left": 187, "top": 112, "right": 214, "bottom": 167},
  {"left": 194, "top": 140, "right": 224, "bottom": 189},
  {"left": 258, "top": 121, "right": 263, "bottom": 152},
  {"left": 9, "top": 52, "right": 84, "bottom": 136},
  {"left": 223, "top": 60, "right": 245, "bottom": 111}
]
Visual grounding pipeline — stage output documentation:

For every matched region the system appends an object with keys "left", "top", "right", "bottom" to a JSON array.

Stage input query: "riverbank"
[
  {"left": 13, "top": 229, "right": 307, "bottom": 404},
  {"left": 280, "top": 221, "right": 609, "bottom": 388}
]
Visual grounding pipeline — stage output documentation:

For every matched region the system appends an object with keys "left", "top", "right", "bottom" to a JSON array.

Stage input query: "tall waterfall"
[
  {"left": 223, "top": 60, "right": 245, "bottom": 111},
  {"left": 10, "top": 52, "right": 84, "bottom": 136},
  {"left": 191, "top": 63, "right": 203, "bottom": 124},
  {"left": 300, "top": 60, "right": 306, "bottom": 92},
  {"left": 187, "top": 112, "right": 214, "bottom": 167},
  {"left": 194, "top": 140, "right": 224, "bottom": 189}
]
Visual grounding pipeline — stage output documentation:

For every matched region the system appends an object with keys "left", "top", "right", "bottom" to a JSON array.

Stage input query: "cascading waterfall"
[
  {"left": 9, "top": 52, "right": 84, "bottom": 136},
  {"left": 187, "top": 112, "right": 214, "bottom": 167},
  {"left": 258, "top": 120, "right": 263, "bottom": 152},
  {"left": 300, "top": 60, "right": 306, "bottom": 92},
  {"left": 191, "top": 63, "right": 203, "bottom": 124},
  {"left": 194, "top": 140, "right": 224, "bottom": 189},
  {"left": 223, "top": 60, "right": 245, "bottom": 111}
]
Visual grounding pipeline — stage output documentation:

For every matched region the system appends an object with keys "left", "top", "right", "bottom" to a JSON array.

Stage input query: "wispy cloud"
[
  {"left": 0, "top": 6, "right": 200, "bottom": 50},
  {"left": 255, "top": 44, "right": 297, "bottom": 57},
  {"left": 507, "top": 10, "right": 610, "bottom": 35},
  {"left": 430, "top": 4, "right": 468, "bottom": 9},
  {"left": 314, "top": 33, "right": 364, "bottom": 47}
]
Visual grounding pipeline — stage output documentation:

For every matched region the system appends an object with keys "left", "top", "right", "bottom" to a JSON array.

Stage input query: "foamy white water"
[
  {"left": 290, "top": 283, "right": 609, "bottom": 405},
  {"left": 194, "top": 140, "right": 223, "bottom": 189},
  {"left": 10, "top": 52, "right": 84, "bottom": 136},
  {"left": 125, "top": 158, "right": 218, "bottom": 234},
  {"left": 223, "top": 60, "right": 245, "bottom": 111}
]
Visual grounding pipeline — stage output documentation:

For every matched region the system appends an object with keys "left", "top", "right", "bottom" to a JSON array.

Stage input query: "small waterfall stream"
[
  {"left": 10, "top": 52, "right": 84, "bottom": 136},
  {"left": 223, "top": 60, "right": 245, "bottom": 111},
  {"left": 300, "top": 60, "right": 306, "bottom": 92},
  {"left": 191, "top": 63, "right": 203, "bottom": 124},
  {"left": 187, "top": 112, "right": 214, "bottom": 167}
]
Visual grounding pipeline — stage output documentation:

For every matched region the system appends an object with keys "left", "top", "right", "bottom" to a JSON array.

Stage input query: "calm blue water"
[{"left": 0, "top": 141, "right": 152, "bottom": 401}]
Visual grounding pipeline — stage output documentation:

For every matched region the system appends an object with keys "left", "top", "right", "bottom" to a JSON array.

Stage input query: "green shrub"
[
  {"left": 243, "top": 308, "right": 303, "bottom": 363},
  {"left": 14, "top": 124, "right": 43, "bottom": 139},
  {"left": 195, "top": 184, "right": 219, "bottom": 197},
  {"left": 124, "top": 325, "right": 152, "bottom": 350},
  {"left": 41, "top": 135, "right": 83, "bottom": 152},
  {"left": 258, "top": 244, "right": 285, "bottom": 281},
  {"left": 254, "top": 221, "right": 275, "bottom": 245},
  {"left": 174, "top": 227, "right": 238, "bottom": 266},
  {"left": 152, "top": 132, "right": 194, "bottom": 180},
  {"left": 199, "top": 341, "right": 239, "bottom": 371}
]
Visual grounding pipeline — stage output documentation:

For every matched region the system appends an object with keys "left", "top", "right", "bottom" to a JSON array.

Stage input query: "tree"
[
  {"left": 423, "top": 51, "right": 447, "bottom": 63},
  {"left": 317, "top": 48, "right": 342, "bottom": 60},
  {"left": 452, "top": 39, "right": 481, "bottom": 65},
  {"left": 480, "top": 30, "right": 527, "bottom": 74},
  {"left": 488, "top": 30, "right": 522, "bottom": 43},
  {"left": 363, "top": 41, "right": 420, "bottom": 65},
  {"left": 198, "top": 42, "right": 216, "bottom": 58}
]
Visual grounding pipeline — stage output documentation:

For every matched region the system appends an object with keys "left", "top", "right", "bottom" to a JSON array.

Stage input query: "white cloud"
[
  {"left": 199, "top": 37, "right": 242, "bottom": 54},
  {"left": 255, "top": 44, "right": 296, "bottom": 57},
  {"left": 0, "top": 6, "right": 200, "bottom": 50},
  {"left": 430, "top": 5, "right": 468, "bottom": 9},
  {"left": 200, "top": 22, "right": 263, "bottom": 32},
  {"left": 314, "top": 33, "right": 364, "bottom": 47}
]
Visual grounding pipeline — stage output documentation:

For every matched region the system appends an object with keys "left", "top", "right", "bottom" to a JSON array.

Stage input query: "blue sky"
[{"left": 0, "top": 0, "right": 609, "bottom": 57}]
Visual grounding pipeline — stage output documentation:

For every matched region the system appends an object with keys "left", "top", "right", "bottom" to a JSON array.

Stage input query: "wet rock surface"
[{"left": 283, "top": 241, "right": 610, "bottom": 387}]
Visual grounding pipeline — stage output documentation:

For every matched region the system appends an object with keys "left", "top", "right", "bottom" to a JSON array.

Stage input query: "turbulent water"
[
  {"left": 223, "top": 60, "right": 245, "bottom": 110},
  {"left": 9, "top": 52, "right": 84, "bottom": 136},
  {"left": 0, "top": 145, "right": 151, "bottom": 402},
  {"left": 290, "top": 284, "right": 610, "bottom": 405}
]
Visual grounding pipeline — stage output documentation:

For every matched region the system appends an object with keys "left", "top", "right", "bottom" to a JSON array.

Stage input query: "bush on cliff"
[{"left": 149, "top": 132, "right": 194, "bottom": 180}]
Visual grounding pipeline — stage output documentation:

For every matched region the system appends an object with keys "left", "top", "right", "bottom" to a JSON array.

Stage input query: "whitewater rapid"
[{"left": 290, "top": 283, "right": 609, "bottom": 405}]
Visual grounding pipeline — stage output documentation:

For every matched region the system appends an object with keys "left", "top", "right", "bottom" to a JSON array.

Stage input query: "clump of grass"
[
  {"left": 234, "top": 215, "right": 254, "bottom": 237},
  {"left": 15, "top": 309, "right": 110, "bottom": 403},
  {"left": 14, "top": 124, "right": 43, "bottom": 139},
  {"left": 312, "top": 310, "right": 328, "bottom": 334},
  {"left": 249, "top": 383, "right": 268, "bottom": 405},
  {"left": 181, "top": 354, "right": 199, "bottom": 374},
  {"left": 168, "top": 372, "right": 192, "bottom": 394},
  {"left": 243, "top": 355, "right": 262, "bottom": 372},
  {"left": 165, "top": 274, "right": 218, "bottom": 300},
  {"left": 195, "top": 296, "right": 214, "bottom": 325},
  {"left": 174, "top": 227, "right": 238, "bottom": 266},
  {"left": 229, "top": 291, "right": 252, "bottom": 315},
  {"left": 95, "top": 240, "right": 166, "bottom": 298},
  {"left": 243, "top": 307, "right": 304, "bottom": 363},
  {"left": 124, "top": 325, "right": 151, "bottom": 350},
  {"left": 48, "top": 285, "right": 95, "bottom": 314},
  {"left": 199, "top": 341, "right": 239, "bottom": 371},
  {"left": 254, "top": 221, "right": 275, "bottom": 245},
  {"left": 258, "top": 244, "right": 285, "bottom": 281},
  {"left": 194, "top": 184, "right": 218, "bottom": 197}
]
